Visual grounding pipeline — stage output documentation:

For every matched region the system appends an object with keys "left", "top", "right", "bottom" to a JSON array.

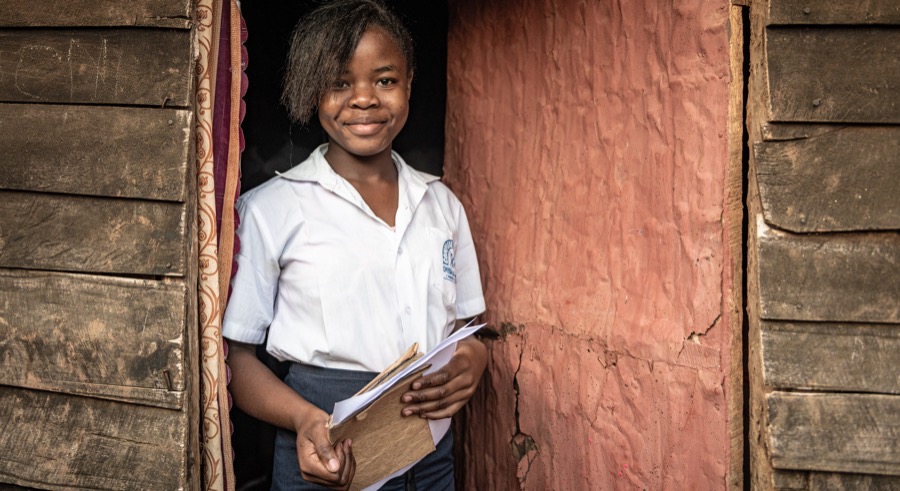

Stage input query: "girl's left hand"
[{"left": 400, "top": 336, "right": 487, "bottom": 419}]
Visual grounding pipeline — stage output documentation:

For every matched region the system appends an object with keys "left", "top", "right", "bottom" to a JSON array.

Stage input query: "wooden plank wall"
[
  {"left": 748, "top": 1, "right": 900, "bottom": 489},
  {"left": 0, "top": 1, "right": 199, "bottom": 489}
]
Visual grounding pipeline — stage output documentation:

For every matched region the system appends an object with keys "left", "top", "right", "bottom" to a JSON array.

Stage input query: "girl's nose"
[{"left": 350, "top": 85, "right": 379, "bottom": 109}]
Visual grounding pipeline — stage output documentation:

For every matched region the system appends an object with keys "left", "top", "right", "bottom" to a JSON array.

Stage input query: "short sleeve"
[
  {"left": 222, "top": 197, "right": 281, "bottom": 345},
  {"left": 453, "top": 203, "right": 486, "bottom": 319}
]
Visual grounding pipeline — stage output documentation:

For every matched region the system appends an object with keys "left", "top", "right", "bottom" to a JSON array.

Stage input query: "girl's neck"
[
  {"left": 323, "top": 142, "right": 400, "bottom": 227},
  {"left": 324, "top": 143, "right": 397, "bottom": 184}
]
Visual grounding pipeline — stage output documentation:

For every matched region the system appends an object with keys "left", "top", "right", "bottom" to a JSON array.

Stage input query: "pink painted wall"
[{"left": 443, "top": 0, "right": 738, "bottom": 489}]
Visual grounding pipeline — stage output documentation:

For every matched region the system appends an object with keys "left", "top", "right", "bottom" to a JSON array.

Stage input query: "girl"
[{"left": 223, "top": 1, "right": 487, "bottom": 489}]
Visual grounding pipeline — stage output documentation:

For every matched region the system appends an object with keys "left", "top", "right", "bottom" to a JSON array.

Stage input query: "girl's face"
[{"left": 318, "top": 27, "right": 412, "bottom": 163}]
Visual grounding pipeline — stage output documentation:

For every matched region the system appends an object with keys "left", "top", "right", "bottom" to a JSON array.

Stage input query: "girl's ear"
[{"left": 406, "top": 71, "right": 414, "bottom": 99}]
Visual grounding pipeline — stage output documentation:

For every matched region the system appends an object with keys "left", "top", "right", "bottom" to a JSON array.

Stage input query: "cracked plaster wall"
[{"left": 443, "top": 0, "right": 736, "bottom": 488}]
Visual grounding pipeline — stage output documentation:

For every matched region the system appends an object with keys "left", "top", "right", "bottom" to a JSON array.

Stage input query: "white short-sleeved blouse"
[{"left": 222, "top": 145, "right": 485, "bottom": 372}]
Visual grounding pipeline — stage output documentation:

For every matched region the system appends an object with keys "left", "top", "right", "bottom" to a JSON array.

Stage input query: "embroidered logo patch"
[{"left": 442, "top": 239, "right": 456, "bottom": 283}]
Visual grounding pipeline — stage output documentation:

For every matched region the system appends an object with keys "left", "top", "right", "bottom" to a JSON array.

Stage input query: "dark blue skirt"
[{"left": 270, "top": 362, "right": 454, "bottom": 491}]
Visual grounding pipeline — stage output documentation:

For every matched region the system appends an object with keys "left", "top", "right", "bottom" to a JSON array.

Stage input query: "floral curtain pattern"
[{"left": 194, "top": 0, "right": 245, "bottom": 488}]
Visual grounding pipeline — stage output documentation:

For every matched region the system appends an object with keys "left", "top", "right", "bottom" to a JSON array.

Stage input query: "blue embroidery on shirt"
[{"left": 442, "top": 239, "right": 456, "bottom": 283}]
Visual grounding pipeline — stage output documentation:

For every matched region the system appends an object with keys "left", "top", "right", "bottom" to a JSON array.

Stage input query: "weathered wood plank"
[
  {"left": 766, "top": 27, "right": 900, "bottom": 123},
  {"left": 757, "top": 220, "right": 900, "bottom": 323},
  {"left": 0, "top": 191, "right": 186, "bottom": 276},
  {"left": 767, "top": 392, "right": 900, "bottom": 475},
  {"left": 724, "top": 6, "right": 747, "bottom": 489},
  {"left": 0, "top": 0, "right": 192, "bottom": 29},
  {"left": 0, "top": 29, "right": 192, "bottom": 106},
  {"left": 0, "top": 483, "right": 41, "bottom": 490},
  {"left": 755, "top": 125, "right": 900, "bottom": 232},
  {"left": 773, "top": 469, "right": 808, "bottom": 490},
  {"left": 0, "top": 270, "right": 186, "bottom": 409},
  {"left": 762, "top": 123, "right": 842, "bottom": 141},
  {"left": 774, "top": 469, "right": 900, "bottom": 490},
  {"left": 770, "top": 0, "right": 900, "bottom": 25},
  {"left": 0, "top": 387, "right": 189, "bottom": 490},
  {"left": 809, "top": 472, "right": 900, "bottom": 489},
  {"left": 182, "top": 120, "right": 201, "bottom": 490},
  {"left": 761, "top": 321, "right": 900, "bottom": 394},
  {"left": 747, "top": 0, "right": 776, "bottom": 487},
  {"left": 0, "top": 104, "right": 191, "bottom": 201}
]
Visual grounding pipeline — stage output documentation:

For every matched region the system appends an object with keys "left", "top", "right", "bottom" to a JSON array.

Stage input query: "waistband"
[{"left": 288, "top": 362, "right": 379, "bottom": 384}]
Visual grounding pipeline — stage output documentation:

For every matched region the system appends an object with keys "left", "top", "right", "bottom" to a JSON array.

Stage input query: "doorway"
[{"left": 233, "top": 3, "right": 449, "bottom": 488}]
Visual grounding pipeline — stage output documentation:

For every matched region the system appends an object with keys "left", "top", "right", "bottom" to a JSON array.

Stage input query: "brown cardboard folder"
[{"left": 327, "top": 344, "right": 435, "bottom": 490}]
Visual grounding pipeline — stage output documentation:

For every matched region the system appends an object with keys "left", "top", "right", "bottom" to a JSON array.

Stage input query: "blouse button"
[{"left": 405, "top": 306, "right": 412, "bottom": 314}]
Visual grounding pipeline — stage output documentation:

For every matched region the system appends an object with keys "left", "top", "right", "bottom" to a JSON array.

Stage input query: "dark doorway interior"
[
  {"left": 232, "top": 3, "right": 448, "bottom": 489},
  {"left": 240, "top": 0, "right": 448, "bottom": 192}
]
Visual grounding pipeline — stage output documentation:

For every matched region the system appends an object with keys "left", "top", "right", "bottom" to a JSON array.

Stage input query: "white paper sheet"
[{"left": 332, "top": 322, "right": 484, "bottom": 424}]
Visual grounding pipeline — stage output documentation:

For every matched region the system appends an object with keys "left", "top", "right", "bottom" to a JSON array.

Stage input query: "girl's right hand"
[
  {"left": 293, "top": 407, "right": 356, "bottom": 489},
  {"left": 225, "top": 341, "right": 355, "bottom": 488}
]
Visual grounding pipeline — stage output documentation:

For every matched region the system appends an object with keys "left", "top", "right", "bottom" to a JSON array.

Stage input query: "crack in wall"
[
  {"left": 501, "top": 319, "right": 721, "bottom": 375},
  {"left": 509, "top": 336, "right": 538, "bottom": 487},
  {"left": 678, "top": 312, "right": 723, "bottom": 359}
]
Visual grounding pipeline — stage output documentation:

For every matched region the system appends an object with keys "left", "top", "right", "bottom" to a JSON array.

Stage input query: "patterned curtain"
[{"left": 195, "top": 0, "right": 246, "bottom": 489}]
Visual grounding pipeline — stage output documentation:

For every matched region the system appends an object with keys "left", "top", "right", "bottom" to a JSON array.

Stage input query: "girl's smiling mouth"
[{"left": 345, "top": 119, "right": 386, "bottom": 136}]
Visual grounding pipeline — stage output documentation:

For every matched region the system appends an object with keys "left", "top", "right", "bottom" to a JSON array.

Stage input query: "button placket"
[{"left": 394, "top": 233, "right": 416, "bottom": 348}]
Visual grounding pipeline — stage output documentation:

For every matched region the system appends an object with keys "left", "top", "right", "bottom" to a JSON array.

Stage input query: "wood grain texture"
[
  {"left": 0, "top": 29, "right": 191, "bottom": 106},
  {"left": 181, "top": 113, "right": 201, "bottom": 489},
  {"left": 0, "top": 0, "right": 192, "bottom": 29},
  {"left": 767, "top": 392, "right": 900, "bottom": 475},
  {"left": 0, "top": 387, "right": 189, "bottom": 490},
  {"left": 0, "top": 270, "right": 186, "bottom": 409},
  {"left": 0, "top": 483, "right": 41, "bottom": 490},
  {"left": 725, "top": 7, "right": 746, "bottom": 489},
  {"left": 755, "top": 125, "right": 900, "bottom": 232},
  {"left": 774, "top": 470, "right": 900, "bottom": 490},
  {"left": 769, "top": 0, "right": 900, "bottom": 25},
  {"left": 761, "top": 123, "right": 888, "bottom": 141},
  {"left": 761, "top": 321, "right": 900, "bottom": 394},
  {"left": 757, "top": 221, "right": 900, "bottom": 323},
  {"left": 0, "top": 104, "right": 191, "bottom": 201},
  {"left": 766, "top": 27, "right": 900, "bottom": 123},
  {"left": 773, "top": 469, "right": 807, "bottom": 490},
  {"left": 747, "top": 0, "right": 775, "bottom": 487},
  {"left": 808, "top": 472, "right": 900, "bottom": 490},
  {"left": 0, "top": 191, "right": 186, "bottom": 276}
]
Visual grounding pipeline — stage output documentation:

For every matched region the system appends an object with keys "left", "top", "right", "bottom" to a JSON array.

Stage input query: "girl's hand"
[
  {"left": 293, "top": 407, "right": 356, "bottom": 490},
  {"left": 400, "top": 336, "right": 487, "bottom": 419}
]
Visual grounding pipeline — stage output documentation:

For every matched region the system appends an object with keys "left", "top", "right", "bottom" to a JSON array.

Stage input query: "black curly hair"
[{"left": 281, "top": 0, "right": 416, "bottom": 125}]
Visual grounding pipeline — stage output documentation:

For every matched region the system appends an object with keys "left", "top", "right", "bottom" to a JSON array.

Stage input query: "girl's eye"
[
  {"left": 377, "top": 78, "right": 397, "bottom": 87},
  {"left": 332, "top": 80, "right": 350, "bottom": 90}
]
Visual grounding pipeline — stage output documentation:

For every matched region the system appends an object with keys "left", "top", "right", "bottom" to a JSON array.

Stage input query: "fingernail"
[
  {"left": 327, "top": 458, "right": 339, "bottom": 472},
  {"left": 403, "top": 409, "right": 413, "bottom": 416},
  {"left": 412, "top": 382, "right": 421, "bottom": 390},
  {"left": 402, "top": 395, "right": 411, "bottom": 402}
]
